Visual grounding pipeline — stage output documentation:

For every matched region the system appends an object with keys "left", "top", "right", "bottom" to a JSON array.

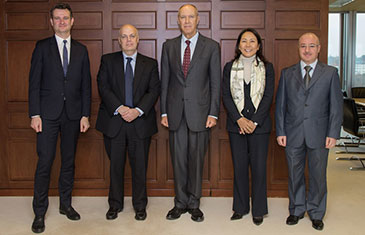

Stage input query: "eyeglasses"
[
  {"left": 300, "top": 44, "right": 319, "bottom": 49},
  {"left": 120, "top": 34, "right": 137, "bottom": 40}
]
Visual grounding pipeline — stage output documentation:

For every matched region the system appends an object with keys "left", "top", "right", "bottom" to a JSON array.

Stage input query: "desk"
[{"left": 354, "top": 98, "right": 365, "bottom": 106}]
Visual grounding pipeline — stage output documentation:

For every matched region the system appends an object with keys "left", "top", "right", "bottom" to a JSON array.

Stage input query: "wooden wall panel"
[
  {"left": 221, "top": 11, "right": 265, "bottom": 29},
  {"left": 73, "top": 12, "right": 103, "bottom": 30},
  {"left": 6, "top": 13, "right": 49, "bottom": 30},
  {"left": 7, "top": 40, "right": 34, "bottom": 102},
  {"left": 275, "top": 10, "right": 320, "bottom": 30},
  {"left": 112, "top": 12, "right": 156, "bottom": 29},
  {"left": 8, "top": 141, "right": 37, "bottom": 181},
  {"left": 0, "top": 0, "right": 330, "bottom": 197}
]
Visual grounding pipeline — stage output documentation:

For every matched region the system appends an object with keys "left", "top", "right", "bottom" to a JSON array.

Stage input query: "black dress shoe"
[
  {"left": 135, "top": 209, "right": 147, "bottom": 221},
  {"left": 253, "top": 216, "right": 263, "bottom": 226},
  {"left": 59, "top": 206, "right": 80, "bottom": 220},
  {"left": 166, "top": 207, "right": 187, "bottom": 220},
  {"left": 230, "top": 212, "right": 243, "bottom": 220},
  {"left": 286, "top": 215, "right": 304, "bottom": 225},
  {"left": 31, "top": 215, "right": 45, "bottom": 233},
  {"left": 106, "top": 207, "right": 122, "bottom": 220},
  {"left": 188, "top": 208, "right": 204, "bottom": 222},
  {"left": 312, "top": 219, "right": 324, "bottom": 230}
]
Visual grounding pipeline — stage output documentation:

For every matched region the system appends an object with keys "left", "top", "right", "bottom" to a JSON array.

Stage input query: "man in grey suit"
[
  {"left": 160, "top": 4, "right": 221, "bottom": 222},
  {"left": 275, "top": 33, "right": 343, "bottom": 231}
]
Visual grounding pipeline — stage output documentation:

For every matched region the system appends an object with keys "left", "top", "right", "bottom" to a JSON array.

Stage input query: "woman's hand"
[{"left": 237, "top": 117, "right": 256, "bottom": 134}]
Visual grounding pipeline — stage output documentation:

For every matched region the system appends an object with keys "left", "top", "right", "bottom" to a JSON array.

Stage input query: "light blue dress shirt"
[{"left": 114, "top": 51, "right": 143, "bottom": 116}]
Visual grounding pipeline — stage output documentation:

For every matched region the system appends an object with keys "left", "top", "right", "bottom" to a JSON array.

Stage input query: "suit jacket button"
[{"left": 305, "top": 104, "right": 308, "bottom": 107}]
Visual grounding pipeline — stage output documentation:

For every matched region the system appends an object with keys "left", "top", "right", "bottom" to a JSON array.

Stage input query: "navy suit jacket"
[{"left": 28, "top": 36, "right": 91, "bottom": 120}]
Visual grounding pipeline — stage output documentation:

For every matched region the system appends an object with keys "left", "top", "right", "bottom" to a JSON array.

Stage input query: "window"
[
  {"left": 353, "top": 13, "right": 365, "bottom": 87},
  {"left": 328, "top": 11, "right": 365, "bottom": 94},
  {"left": 328, "top": 13, "right": 341, "bottom": 75}
]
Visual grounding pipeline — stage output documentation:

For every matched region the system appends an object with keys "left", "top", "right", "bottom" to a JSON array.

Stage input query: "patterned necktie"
[
  {"left": 182, "top": 40, "right": 191, "bottom": 78},
  {"left": 63, "top": 40, "right": 68, "bottom": 77},
  {"left": 304, "top": 65, "right": 312, "bottom": 88},
  {"left": 125, "top": 57, "right": 134, "bottom": 107}
]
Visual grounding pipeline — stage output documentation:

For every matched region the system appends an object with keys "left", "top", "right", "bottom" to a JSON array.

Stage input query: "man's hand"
[
  {"left": 277, "top": 136, "right": 287, "bottom": 147},
  {"left": 117, "top": 105, "right": 130, "bottom": 116},
  {"left": 121, "top": 108, "right": 139, "bottom": 122},
  {"left": 80, "top": 116, "right": 90, "bottom": 132},
  {"left": 206, "top": 116, "right": 217, "bottom": 128},
  {"left": 30, "top": 116, "right": 42, "bottom": 133},
  {"left": 161, "top": 116, "right": 169, "bottom": 128},
  {"left": 325, "top": 137, "right": 337, "bottom": 149}
]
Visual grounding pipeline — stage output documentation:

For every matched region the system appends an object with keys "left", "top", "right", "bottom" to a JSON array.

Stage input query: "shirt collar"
[
  {"left": 55, "top": 34, "right": 71, "bottom": 45},
  {"left": 300, "top": 59, "right": 318, "bottom": 71},
  {"left": 182, "top": 31, "right": 199, "bottom": 45},
  {"left": 123, "top": 51, "right": 137, "bottom": 61}
]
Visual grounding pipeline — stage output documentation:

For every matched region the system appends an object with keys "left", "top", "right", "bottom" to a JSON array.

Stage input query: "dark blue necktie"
[
  {"left": 125, "top": 57, "right": 134, "bottom": 107},
  {"left": 63, "top": 40, "right": 68, "bottom": 77}
]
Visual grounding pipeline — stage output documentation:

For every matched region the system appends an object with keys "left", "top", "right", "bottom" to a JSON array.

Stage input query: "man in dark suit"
[
  {"left": 95, "top": 24, "right": 160, "bottom": 221},
  {"left": 275, "top": 32, "right": 343, "bottom": 231},
  {"left": 160, "top": 4, "right": 221, "bottom": 222},
  {"left": 28, "top": 3, "right": 91, "bottom": 233}
]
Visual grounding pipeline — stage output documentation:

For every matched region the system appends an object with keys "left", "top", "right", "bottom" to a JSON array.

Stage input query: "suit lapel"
[
  {"left": 50, "top": 36, "right": 64, "bottom": 77},
  {"left": 114, "top": 52, "right": 125, "bottom": 102},
  {"left": 188, "top": 34, "right": 205, "bottom": 73},
  {"left": 292, "top": 62, "right": 305, "bottom": 89},
  {"left": 173, "top": 36, "right": 185, "bottom": 83},
  {"left": 67, "top": 39, "right": 79, "bottom": 77},
  {"left": 307, "top": 61, "right": 325, "bottom": 89},
  {"left": 133, "top": 53, "right": 144, "bottom": 94}
]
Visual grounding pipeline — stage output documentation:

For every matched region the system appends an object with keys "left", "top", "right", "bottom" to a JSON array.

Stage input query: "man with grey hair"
[{"left": 160, "top": 4, "right": 221, "bottom": 222}]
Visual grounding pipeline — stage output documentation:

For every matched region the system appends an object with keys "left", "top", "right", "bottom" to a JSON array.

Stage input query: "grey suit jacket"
[
  {"left": 275, "top": 61, "right": 343, "bottom": 148},
  {"left": 160, "top": 34, "right": 221, "bottom": 132}
]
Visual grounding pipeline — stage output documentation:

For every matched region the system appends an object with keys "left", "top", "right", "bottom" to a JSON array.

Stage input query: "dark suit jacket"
[
  {"left": 275, "top": 61, "right": 343, "bottom": 148},
  {"left": 95, "top": 52, "right": 160, "bottom": 139},
  {"left": 160, "top": 34, "right": 221, "bottom": 132},
  {"left": 29, "top": 36, "right": 91, "bottom": 120},
  {"left": 222, "top": 61, "right": 275, "bottom": 134}
]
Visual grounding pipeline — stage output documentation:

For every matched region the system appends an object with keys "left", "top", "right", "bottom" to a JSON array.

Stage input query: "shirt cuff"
[
  {"left": 208, "top": 115, "right": 218, "bottom": 119},
  {"left": 114, "top": 105, "right": 123, "bottom": 115},
  {"left": 161, "top": 113, "right": 167, "bottom": 117},
  {"left": 135, "top": 107, "right": 144, "bottom": 117}
]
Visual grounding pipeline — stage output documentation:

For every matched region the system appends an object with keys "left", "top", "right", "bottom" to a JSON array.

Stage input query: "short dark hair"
[
  {"left": 50, "top": 3, "right": 73, "bottom": 19},
  {"left": 234, "top": 28, "right": 268, "bottom": 65}
]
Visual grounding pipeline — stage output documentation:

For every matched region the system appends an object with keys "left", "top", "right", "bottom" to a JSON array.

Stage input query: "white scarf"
[{"left": 230, "top": 55, "right": 266, "bottom": 115}]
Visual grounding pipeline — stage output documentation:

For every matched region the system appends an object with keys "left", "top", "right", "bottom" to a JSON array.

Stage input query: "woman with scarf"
[{"left": 222, "top": 28, "right": 275, "bottom": 225}]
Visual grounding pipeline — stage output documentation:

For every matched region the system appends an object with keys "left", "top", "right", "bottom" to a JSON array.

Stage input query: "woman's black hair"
[{"left": 233, "top": 28, "right": 268, "bottom": 65}]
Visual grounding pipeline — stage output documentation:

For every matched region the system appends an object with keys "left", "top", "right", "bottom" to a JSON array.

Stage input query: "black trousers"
[
  {"left": 106, "top": 122, "right": 150, "bottom": 211},
  {"left": 169, "top": 116, "right": 209, "bottom": 209},
  {"left": 33, "top": 109, "right": 80, "bottom": 216},
  {"left": 228, "top": 132, "right": 269, "bottom": 217}
]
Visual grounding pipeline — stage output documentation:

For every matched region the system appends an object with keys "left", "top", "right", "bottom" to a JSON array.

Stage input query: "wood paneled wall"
[{"left": 0, "top": 0, "right": 329, "bottom": 197}]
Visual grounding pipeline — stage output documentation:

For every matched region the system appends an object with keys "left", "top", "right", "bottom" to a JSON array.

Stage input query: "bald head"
[
  {"left": 299, "top": 33, "right": 320, "bottom": 46},
  {"left": 298, "top": 32, "right": 321, "bottom": 64},
  {"left": 118, "top": 24, "right": 139, "bottom": 56}
]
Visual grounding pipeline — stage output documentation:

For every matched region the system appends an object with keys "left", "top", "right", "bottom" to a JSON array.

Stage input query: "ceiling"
[{"left": 329, "top": 0, "right": 365, "bottom": 12}]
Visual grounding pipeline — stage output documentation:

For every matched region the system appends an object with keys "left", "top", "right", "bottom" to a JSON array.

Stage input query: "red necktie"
[{"left": 182, "top": 40, "right": 191, "bottom": 78}]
